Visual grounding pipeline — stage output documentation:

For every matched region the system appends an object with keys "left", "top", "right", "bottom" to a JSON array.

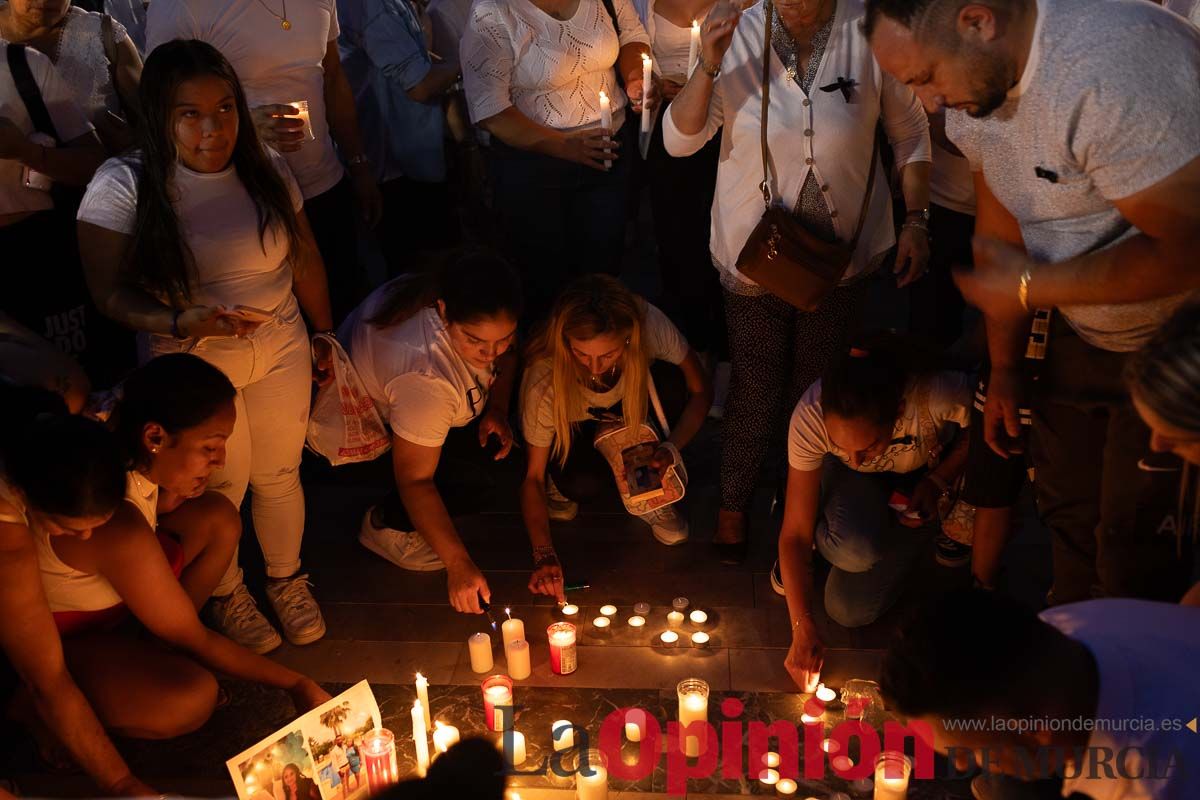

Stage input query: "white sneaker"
[
  {"left": 205, "top": 583, "right": 282, "bottom": 654},
  {"left": 640, "top": 505, "right": 689, "bottom": 546},
  {"left": 359, "top": 506, "right": 444, "bottom": 571},
  {"left": 546, "top": 476, "right": 578, "bottom": 522},
  {"left": 265, "top": 574, "right": 327, "bottom": 646}
]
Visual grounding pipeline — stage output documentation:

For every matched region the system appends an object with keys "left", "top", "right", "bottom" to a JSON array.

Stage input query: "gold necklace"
[{"left": 255, "top": 0, "right": 292, "bottom": 30}]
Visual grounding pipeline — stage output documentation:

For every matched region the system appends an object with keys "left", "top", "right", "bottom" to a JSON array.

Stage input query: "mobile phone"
[{"left": 622, "top": 442, "right": 664, "bottom": 501}]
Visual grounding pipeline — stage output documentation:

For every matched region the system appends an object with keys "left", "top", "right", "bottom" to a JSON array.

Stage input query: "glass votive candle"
[
  {"left": 874, "top": 751, "right": 912, "bottom": 800},
  {"left": 481, "top": 675, "right": 513, "bottom": 731},
  {"left": 360, "top": 728, "right": 398, "bottom": 793},
  {"left": 546, "top": 622, "right": 578, "bottom": 675},
  {"left": 676, "top": 678, "right": 709, "bottom": 758},
  {"left": 775, "top": 777, "right": 798, "bottom": 795},
  {"left": 689, "top": 609, "right": 708, "bottom": 625},
  {"left": 634, "top": 602, "right": 650, "bottom": 615},
  {"left": 628, "top": 615, "right": 646, "bottom": 628},
  {"left": 599, "top": 604, "right": 617, "bottom": 617},
  {"left": 690, "top": 631, "right": 710, "bottom": 648},
  {"left": 659, "top": 630, "right": 680, "bottom": 647},
  {"left": 666, "top": 610, "right": 685, "bottom": 627},
  {"left": 672, "top": 597, "right": 689, "bottom": 612},
  {"left": 561, "top": 604, "right": 579, "bottom": 617},
  {"left": 290, "top": 99, "right": 317, "bottom": 140},
  {"left": 759, "top": 768, "right": 780, "bottom": 786},
  {"left": 574, "top": 748, "right": 608, "bottom": 800}
]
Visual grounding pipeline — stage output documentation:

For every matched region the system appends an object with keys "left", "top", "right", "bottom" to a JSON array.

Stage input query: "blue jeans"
[{"left": 815, "top": 459, "right": 934, "bottom": 627}]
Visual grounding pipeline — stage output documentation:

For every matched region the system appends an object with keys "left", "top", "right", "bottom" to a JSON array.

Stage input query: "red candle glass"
[
  {"left": 361, "top": 728, "right": 398, "bottom": 793},
  {"left": 547, "top": 622, "right": 578, "bottom": 675},
  {"left": 481, "top": 674, "right": 514, "bottom": 731}
]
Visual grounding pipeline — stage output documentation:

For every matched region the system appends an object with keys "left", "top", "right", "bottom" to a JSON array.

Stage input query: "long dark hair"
[
  {"left": 367, "top": 249, "right": 523, "bottom": 328},
  {"left": 821, "top": 331, "right": 943, "bottom": 426},
  {"left": 128, "top": 39, "right": 302, "bottom": 306},
  {"left": 115, "top": 354, "right": 237, "bottom": 470},
  {"left": 0, "top": 384, "right": 126, "bottom": 519}
]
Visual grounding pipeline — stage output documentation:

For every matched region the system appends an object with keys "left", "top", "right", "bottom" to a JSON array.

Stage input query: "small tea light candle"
[
  {"left": 551, "top": 720, "right": 574, "bottom": 752},
  {"left": 831, "top": 755, "right": 855, "bottom": 772},
  {"left": 660, "top": 630, "right": 679, "bottom": 646},
  {"left": 561, "top": 604, "right": 579, "bottom": 617},
  {"left": 874, "top": 751, "right": 912, "bottom": 800},
  {"left": 634, "top": 602, "right": 650, "bottom": 615},
  {"left": 762, "top": 752, "right": 781, "bottom": 768},
  {"left": 592, "top": 616, "right": 611, "bottom": 629},
  {"left": 801, "top": 713, "right": 822, "bottom": 725},
  {"left": 509, "top": 731, "right": 526, "bottom": 766},
  {"left": 672, "top": 597, "right": 689, "bottom": 612},
  {"left": 690, "top": 631, "right": 710, "bottom": 647},
  {"left": 624, "top": 709, "right": 645, "bottom": 742},
  {"left": 775, "top": 778, "right": 798, "bottom": 796},
  {"left": 667, "top": 611, "right": 685, "bottom": 627},
  {"left": 821, "top": 738, "right": 841, "bottom": 754},
  {"left": 600, "top": 604, "right": 617, "bottom": 617},
  {"left": 759, "top": 768, "right": 780, "bottom": 786},
  {"left": 432, "top": 721, "right": 459, "bottom": 755},
  {"left": 628, "top": 615, "right": 646, "bottom": 628},
  {"left": 689, "top": 610, "right": 708, "bottom": 625},
  {"left": 816, "top": 683, "right": 837, "bottom": 703}
]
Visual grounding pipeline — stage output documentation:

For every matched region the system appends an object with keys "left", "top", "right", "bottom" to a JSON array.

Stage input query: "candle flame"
[
  {"left": 693, "top": 18, "right": 699, "bottom": 28},
  {"left": 642, "top": 53, "right": 651, "bottom": 64},
  {"left": 505, "top": 607, "right": 512, "bottom": 619},
  {"left": 434, "top": 720, "right": 444, "bottom": 730},
  {"left": 599, "top": 90, "right": 609, "bottom": 102},
  {"left": 416, "top": 671, "right": 426, "bottom": 682}
]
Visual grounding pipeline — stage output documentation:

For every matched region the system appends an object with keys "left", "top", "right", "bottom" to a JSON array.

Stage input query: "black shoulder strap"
[
  {"left": 5, "top": 44, "right": 62, "bottom": 144},
  {"left": 599, "top": 0, "right": 621, "bottom": 36}
]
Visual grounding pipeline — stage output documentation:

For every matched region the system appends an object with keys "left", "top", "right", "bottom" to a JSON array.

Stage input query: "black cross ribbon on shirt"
[{"left": 819, "top": 76, "right": 858, "bottom": 102}]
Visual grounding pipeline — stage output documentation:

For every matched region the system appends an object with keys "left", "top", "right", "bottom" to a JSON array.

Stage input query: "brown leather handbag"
[{"left": 735, "top": 0, "right": 879, "bottom": 311}]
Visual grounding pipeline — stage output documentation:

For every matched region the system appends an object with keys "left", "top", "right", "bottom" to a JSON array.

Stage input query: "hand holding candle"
[{"left": 598, "top": 90, "right": 613, "bottom": 170}]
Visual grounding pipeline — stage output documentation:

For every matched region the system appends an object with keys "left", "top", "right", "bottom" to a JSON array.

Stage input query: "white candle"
[
  {"left": 628, "top": 615, "right": 646, "bottom": 628},
  {"left": 688, "top": 19, "right": 701, "bottom": 76},
  {"left": 468, "top": 632, "right": 494, "bottom": 673},
  {"left": 816, "top": 683, "right": 837, "bottom": 703},
  {"left": 290, "top": 100, "right": 316, "bottom": 141},
  {"left": 759, "top": 768, "right": 780, "bottom": 786},
  {"left": 501, "top": 611, "right": 525, "bottom": 650},
  {"left": 634, "top": 602, "right": 650, "bottom": 615},
  {"left": 599, "top": 604, "right": 617, "bottom": 617},
  {"left": 691, "top": 631, "right": 710, "bottom": 647},
  {"left": 801, "top": 713, "right": 822, "bottom": 726},
  {"left": 762, "top": 752, "right": 781, "bottom": 768},
  {"left": 411, "top": 700, "right": 430, "bottom": 777},
  {"left": 874, "top": 752, "right": 911, "bottom": 800},
  {"left": 832, "top": 756, "right": 855, "bottom": 772},
  {"left": 677, "top": 679, "right": 709, "bottom": 758},
  {"left": 593, "top": 616, "right": 611, "bottom": 630},
  {"left": 415, "top": 672, "right": 431, "bottom": 730},
  {"left": 598, "top": 90, "right": 613, "bottom": 170},
  {"left": 640, "top": 54, "right": 653, "bottom": 133},
  {"left": 667, "top": 610, "right": 685, "bottom": 627},
  {"left": 509, "top": 731, "right": 526, "bottom": 766},
  {"left": 689, "top": 610, "right": 708, "bottom": 625},
  {"left": 552, "top": 720, "right": 574, "bottom": 752},
  {"left": 660, "top": 630, "right": 679, "bottom": 646},
  {"left": 822, "top": 738, "right": 841, "bottom": 754},
  {"left": 506, "top": 638, "right": 531, "bottom": 680},
  {"left": 561, "top": 604, "right": 579, "bottom": 616},
  {"left": 775, "top": 778, "right": 798, "bottom": 796},
  {"left": 625, "top": 709, "right": 645, "bottom": 742},
  {"left": 672, "top": 597, "right": 689, "bottom": 611},
  {"left": 576, "top": 753, "right": 608, "bottom": 800},
  {"left": 432, "top": 721, "right": 459, "bottom": 755}
]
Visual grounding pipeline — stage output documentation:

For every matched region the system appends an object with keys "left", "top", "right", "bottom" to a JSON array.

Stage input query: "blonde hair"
[{"left": 530, "top": 275, "right": 650, "bottom": 466}]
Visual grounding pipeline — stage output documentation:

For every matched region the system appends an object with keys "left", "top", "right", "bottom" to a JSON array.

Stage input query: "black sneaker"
[
  {"left": 935, "top": 533, "right": 972, "bottom": 568},
  {"left": 770, "top": 559, "right": 785, "bottom": 596}
]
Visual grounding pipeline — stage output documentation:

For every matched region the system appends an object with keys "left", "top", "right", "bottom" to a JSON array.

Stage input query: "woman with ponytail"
[
  {"left": 518, "top": 275, "right": 712, "bottom": 587},
  {"left": 342, "top": 250, "right": 524, "bottom": 615},
  {"left": 774, "top": 333, "right": 972, "bottom": 691}
]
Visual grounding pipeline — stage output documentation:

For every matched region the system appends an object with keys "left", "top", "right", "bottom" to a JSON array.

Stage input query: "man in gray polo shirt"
[{"left": 862, "top": 0, "right": 1200, "bottom": 611}]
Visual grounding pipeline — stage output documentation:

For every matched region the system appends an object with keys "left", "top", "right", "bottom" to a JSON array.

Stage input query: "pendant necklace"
[{"left": 256, "top": 0, "right": 292, "bottom": 30}]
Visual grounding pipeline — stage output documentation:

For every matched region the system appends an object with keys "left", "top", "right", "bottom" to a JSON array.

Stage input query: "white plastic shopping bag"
[{"left": 306, "top": 333, "right": 390, "bottom": 465}]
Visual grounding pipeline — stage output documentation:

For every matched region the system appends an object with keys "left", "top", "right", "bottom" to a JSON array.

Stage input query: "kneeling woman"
[
  {"left": 30, "top": 355, "right": 328, "bottom": 738},
  {"left": 520, "top": 275, "right": 712, "bottom": 591},
  {"left": 343, "top": 251, "right": 524, "bottom": 615},
  {"left": 776, "top": 337, "right": 971, "bottom": 690}
]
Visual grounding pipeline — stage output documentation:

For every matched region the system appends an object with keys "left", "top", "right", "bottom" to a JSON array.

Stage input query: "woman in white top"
[
  {"left": 460, "top": 0, "right": 659, "bottom": 318},
  {"left": 78, "top": 40, "right": 335, "bottom": 656},
  {"left": 665, "top": 0, "right": 931, "bottom": 562},
  {"left": 0, "top": 0, "right": 143, "bottom": 151},
  {"left": 343, "top": 251, "right": 524, "bottom": 614},
  {"left": 520, "top": 275, "right": 712, "bottom": 582},
  {"left": 776, "top": 335, "right": 970, "bottom": 690},
  {"left": 35, "top": 354, "right": 330, "bottom": 738}
]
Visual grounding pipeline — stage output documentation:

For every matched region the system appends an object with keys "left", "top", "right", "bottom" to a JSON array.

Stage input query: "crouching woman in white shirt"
[
  {"left": 343, "top": 251, "right": 525, "bottom": 615},
  {"left": 665, "top": 0, "right": 931, "bottom": 563},
  {"left": 77, "top": 40, "right": 335, "bottom": 655}
]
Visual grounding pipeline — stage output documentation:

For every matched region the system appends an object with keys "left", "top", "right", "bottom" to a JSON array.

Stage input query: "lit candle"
[
  {"left": 576, "top": 749, "right": 608, "bottom": 800},
  {"left": 361, "top": 729, "right": 398, "bottom": 792},
  {"left": 672, "top": 597, "right": 689, "bottom": 612},
  {"left": 800, "top": 713, "right": 822, "bottom": 726},
  {"left": 415, "top": 672, "right": 431, "bottom": 730},
  {"left": 689, "top": 610, "right": 708, "bottom": 625},
  {"left": 561, "top": 604, "right": 579, "bottom": 617},
  {"left": 506, "top": 638, "right": 531, "bottom": 680},
  {"left": 552, "top": 720, "right": 574, "bottom": 752},
  {"left": 599, "top": 604, "right": 617, "bottom": 617},
  {"left": 691, "top": 631, "right": 710, "bottom": 648},
  {"left": 660, "top": 630, "right": 679, "bottom": 646},
  {"left": 625, "top": 709, "right": 646, "bottom": 742},
  {"left": 481, "top": 675, "right": 513, "bottom": 731},
  {"left": 411, "top": 700, "right": 430, "bottom": 777},
  {"left": 628, "top": 615, "right": 646, "bottom": 628},
  {"left": 640, "top": 54, "right": 653, "bottom": 133},
  {"left": 832, "top": 756, "right": 855, "bottom": 772},
  {"left": 468, "top": 632, "right": 494, "bottom": 673},
  {"left": 634, "top": 602, "right": 650, "bottom": 615},
  {"left": 509, "top": 731, "right": 527, "bottom": 766},
  {"left": 676, "top": 678, "right": 709, "bottom": 758},
  {"left": 762, "top": 752, "right": 781, "bottom": 768},
  {"left": 593, "top": 616, "right": 611, "bottom": 630},
  {"left": 816, "top": 683, "right": 837, "bottom": 703},
  {"left": 822, "top": 738, "right": 841, "bottom": 754},
  {"left": 432, "top": 721, "right": 459, "bottom": 756},
  {"left": 874, "top": 752, "right": 911, "bottom": 800},
  {"left": 688, "top": 19, "right": 701, "bottom": 76},
  {"left": 290, "top": 100, "right": 316, "bottom": 141},
  {"left": 759, "top": 768, "right": 780, "bottom": 786},
  {"left": 547, "top": 622, "right": 578, "bottom": 675},
  {"left": 598, "top": 90, "right": 612, "bottom": 170},
  {"left": 501, "top": 609, "right": 525, "bottom": 650},
  {"left": 776, "top": 778, "right": 798, "bottom": 796},
  {"left": 667, "top": 610, "right": 685, "bottom": 627}
]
